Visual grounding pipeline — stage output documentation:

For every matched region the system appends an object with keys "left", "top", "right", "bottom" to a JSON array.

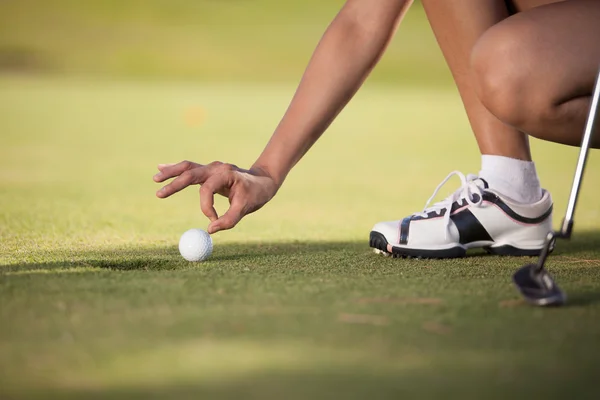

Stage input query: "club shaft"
[{"left": 562, "top": 68, "right": 600, "bottom": 231}]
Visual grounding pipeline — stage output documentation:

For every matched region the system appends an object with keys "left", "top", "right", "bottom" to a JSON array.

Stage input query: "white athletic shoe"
[{"left": 369, "top": 171, "right": 553, "bottom": 258}]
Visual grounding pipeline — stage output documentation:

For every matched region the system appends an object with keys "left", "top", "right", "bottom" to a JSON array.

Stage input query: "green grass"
[
  {"left": 0, "top": 0, "right": 451, "bottom": 85},
  {"left": 2, "top": 77, "right": 600, "bottom": 399}
]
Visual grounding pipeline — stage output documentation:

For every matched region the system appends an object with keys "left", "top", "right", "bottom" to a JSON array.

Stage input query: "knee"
[{"left": 470, "top": 22, "right": 555, "bottom": 133}]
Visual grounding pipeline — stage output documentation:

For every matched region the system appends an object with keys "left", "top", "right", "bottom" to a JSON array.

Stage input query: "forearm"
[{"left": 252, "top": 0, "right": 413, "bottom": 186}]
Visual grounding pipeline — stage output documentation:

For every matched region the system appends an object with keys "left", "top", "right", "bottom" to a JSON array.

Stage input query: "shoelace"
[{"left": 416, "top": 171, "right": 485, "bottom": 238}]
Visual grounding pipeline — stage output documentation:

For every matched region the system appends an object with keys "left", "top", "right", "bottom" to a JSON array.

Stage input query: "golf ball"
[{"left": 179, "top": 229, "right": 213, "bottom": 262}]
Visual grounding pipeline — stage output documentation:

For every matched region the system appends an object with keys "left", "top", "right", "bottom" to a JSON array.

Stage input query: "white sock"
[{"left": 479, "top": 155, "right": 543, "bottom": 204}]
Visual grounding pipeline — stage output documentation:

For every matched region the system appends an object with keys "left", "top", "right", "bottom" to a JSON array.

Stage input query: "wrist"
[{"left": 250, "top": 163, "right": 286, "bottom": 189}]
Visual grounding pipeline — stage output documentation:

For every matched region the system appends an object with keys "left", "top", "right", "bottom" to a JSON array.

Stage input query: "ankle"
[{"left": 479, "top": 155, "right": 543, "bottom": 204}]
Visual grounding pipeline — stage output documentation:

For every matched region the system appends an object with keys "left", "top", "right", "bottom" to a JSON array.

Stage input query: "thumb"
[{"left": 208, "top": 200, "right": 245, "bottom": 234}]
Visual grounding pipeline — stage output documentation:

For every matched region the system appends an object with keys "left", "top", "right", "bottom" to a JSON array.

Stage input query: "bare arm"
[
  {"left": 155, "top": 0, "right": 414, "bottom": 233},
  {"left": 254, "top": 0, "right": 414, "bottom": 185}
]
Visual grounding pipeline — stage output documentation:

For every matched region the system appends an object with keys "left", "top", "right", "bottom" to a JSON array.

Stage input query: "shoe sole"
[{"left": 369, "top": 231, "right": 543, "bottom": 259}]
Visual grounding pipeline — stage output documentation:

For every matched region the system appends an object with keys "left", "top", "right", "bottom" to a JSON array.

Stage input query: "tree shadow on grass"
[
  {"left": 565, "top": 291, "right": 600, "bottom": 307},
  {"left": 553, "top": 229, "right": 600, "bottom": 255},
  {"left": 2, "top": 230, "right": 599, "bottom": 275},
  {"left": 0, "top": 240, "right": 367, "bottom": 273}
]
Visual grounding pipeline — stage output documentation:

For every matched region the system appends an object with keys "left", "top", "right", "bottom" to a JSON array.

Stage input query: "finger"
[
  {"left": 208, "top": 196, "right": 246, "bottom": 234},
  {"left": 154, "top": 160, "right": 200, "bottom": 182},
  {"left": 156, "top": 170, "right": 200, "bottom": 198},
  {"left": 157, "top": 163, "right": 175, "bottom": 171},
  {"left": 156, "top": 163, "right": 227, "bottom": 198},
  {"left": 199, "top": 173, "right": 232, "bottom": 222}
]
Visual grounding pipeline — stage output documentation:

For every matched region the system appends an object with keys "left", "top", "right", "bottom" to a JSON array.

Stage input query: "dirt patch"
[
  {"left": 338, "top": 313, "right": 390, "bottom": 326},
  {"left": 356, "top": 297, "right": 443, "bottom": 305},
  {"left": 554, "top": 256, "right": 600, "bottom": 266},
  {"left": 422, "top": 321, "right": 452, "bottom": 335},
  {"left": 499, "top": 298, "right": 527, "bottom": 308}
]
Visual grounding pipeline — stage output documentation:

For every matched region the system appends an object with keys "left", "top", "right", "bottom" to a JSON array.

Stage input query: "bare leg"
[
  {"left": 471, "top": 0, "right": 600, "bottom": 147},
  {"left": 420, "top": 0, "right": 569, "bottom": 205},
  {"left": 420, "top": 0, "right": 539, "bottom": 160}
]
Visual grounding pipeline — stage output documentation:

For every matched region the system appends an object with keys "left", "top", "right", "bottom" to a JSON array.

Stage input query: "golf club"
[{"left": 513, "top": 67, "right": 600, "bottom": 307}]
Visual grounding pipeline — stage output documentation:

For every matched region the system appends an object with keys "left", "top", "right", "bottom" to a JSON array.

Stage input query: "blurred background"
[
  {"left": 0, "top": 0, "right": 449, "bottom": 85},
  {"left": 1, "top": 0, "right": 481, "bottom": 246},
  {"left": 2, "top": 0, "right": 599, "bottom": 243}
]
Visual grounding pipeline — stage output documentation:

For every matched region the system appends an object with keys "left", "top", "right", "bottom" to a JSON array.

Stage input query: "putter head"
[{"left": 513, "top": 263, "right": 566, "bottom": 307}]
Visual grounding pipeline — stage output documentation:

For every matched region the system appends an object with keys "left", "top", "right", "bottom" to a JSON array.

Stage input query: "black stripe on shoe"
[
  {"left": 409, "top": 192, "right": 551, "bottom": 224},
  {"left": 450, "top": 209, "right": 493, "bottom": 245},
  {"left": 481, "top": 193, "right": 552, "bottom": 224},
  {"left": 399, "top": 216, "right": 411, "bottom": 245}
]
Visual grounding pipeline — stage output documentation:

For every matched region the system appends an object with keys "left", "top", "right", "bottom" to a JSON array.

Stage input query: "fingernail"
[{"left": 153, "top": 173, "right": 161, "bottom": 179}]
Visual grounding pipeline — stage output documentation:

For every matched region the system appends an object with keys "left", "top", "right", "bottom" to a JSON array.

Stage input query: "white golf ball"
[{"left": 179, "top": 229, "right": 213, "bottom": 262}]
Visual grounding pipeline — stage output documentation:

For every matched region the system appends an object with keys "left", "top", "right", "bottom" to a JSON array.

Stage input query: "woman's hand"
[{"left": 154, "top": 161, "right": 279, "bottom": 234}]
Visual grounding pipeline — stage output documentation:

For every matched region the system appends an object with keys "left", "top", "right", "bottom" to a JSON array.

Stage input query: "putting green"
[{"left": 1, "top": 78, "right": 600, "bottom": 399}]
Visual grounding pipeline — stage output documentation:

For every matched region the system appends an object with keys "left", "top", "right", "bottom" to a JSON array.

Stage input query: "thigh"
[
  {"left": 471, "top": 0, "right": 600, "bottom": 145},
  {"left": 494, "top": 0, "right": 600, "bottom": 102}
]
